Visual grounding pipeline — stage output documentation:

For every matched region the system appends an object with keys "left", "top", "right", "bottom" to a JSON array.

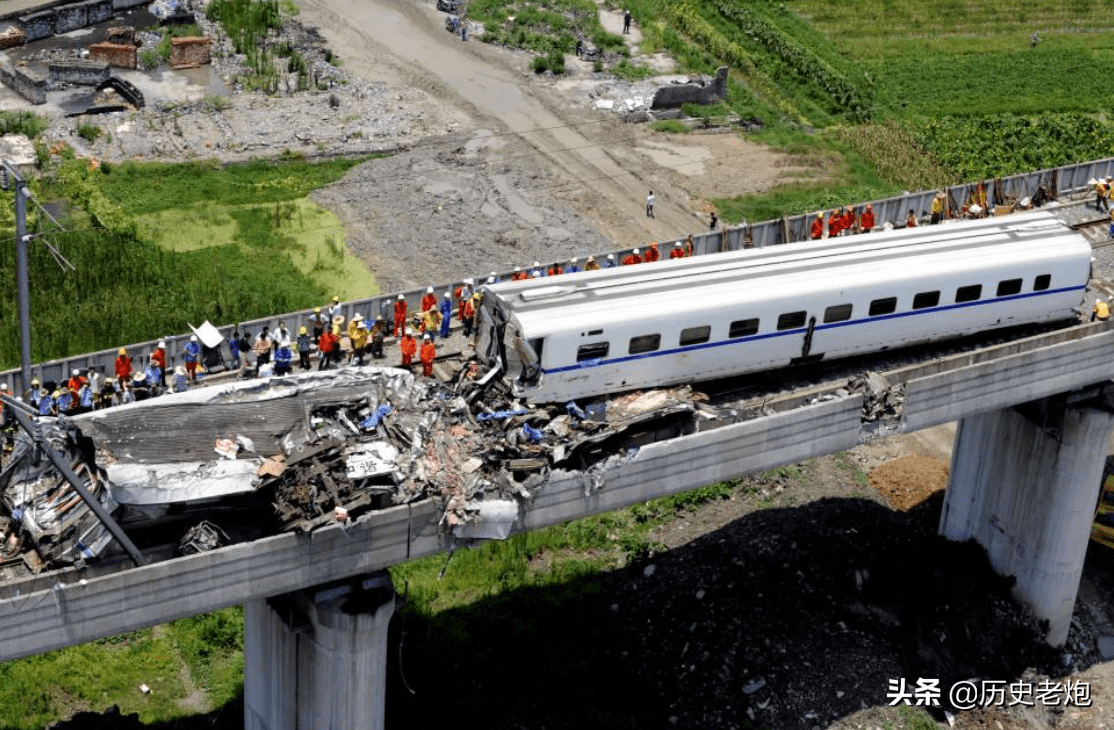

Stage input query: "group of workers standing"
[{"left": 506, "top": 235, "right": 698, "bottom": 280}]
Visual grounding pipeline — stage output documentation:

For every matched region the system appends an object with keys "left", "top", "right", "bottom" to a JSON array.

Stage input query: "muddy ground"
[{"left": 12, "top": 0, "right": 1114, "bottom": 728}]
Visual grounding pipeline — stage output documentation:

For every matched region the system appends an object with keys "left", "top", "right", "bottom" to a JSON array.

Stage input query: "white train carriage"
[{"left": 474, "top": 211, "right": 1092, "bottom": 404}]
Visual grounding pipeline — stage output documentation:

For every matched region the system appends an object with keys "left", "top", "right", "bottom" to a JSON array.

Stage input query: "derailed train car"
[{"left": 474, "top": 211, "right": 1092, "bottom": 404}]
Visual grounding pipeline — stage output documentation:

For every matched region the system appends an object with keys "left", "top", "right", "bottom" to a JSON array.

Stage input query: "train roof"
[{"left": 483, "top": 211, "right": 1091, "bottom": 334}]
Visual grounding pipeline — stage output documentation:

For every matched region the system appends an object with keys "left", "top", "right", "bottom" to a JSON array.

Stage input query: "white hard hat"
[
  {"left": 190, "top": 334, "right": 198, "bottom": 342},
  {"left": 426, "top": 286, "right": 434, "bottom": 293},
  {"left": 444, "top": 291, "right": 451, "bottom": 298},
  {"left": 513, "top": 266, "right": 520, "bottom": 272},
  {"left": 633, "top": 248, "right": 640, "bottom": 255},
  {"left": 465, "top": 277, "right": 474, "bottom": 284},
  {"left": 606, "top": 254, "right": 614, "bottom": 260},
  {"left": 157, "top": 340, "right": 166, "bottom": 348},
  {"left": 487, "top": 276, "right": 495, "bottom": 284},
  {"left": 489, "top": 271, "right": 496, "bottom": 277},
  {"left": 533, "top": 261, "right": 540, "bottom": 267},
  {"left": 571, "top": 257, "right": 579, "bottom": 263},
  {"left": 674, "top": 241, "right": 682, "bottom": 247},
  {"left": 423, "top": 333, "right": 431, "bottom": 339},
  {"left": 398, "top": 294, "right": 404, "bottom": 300},
  {"left": 405, "top": 328, "right": 412, "bottom": 335},
  {"left": 72, "top": 369, "right": 80, "bottom": 376}
]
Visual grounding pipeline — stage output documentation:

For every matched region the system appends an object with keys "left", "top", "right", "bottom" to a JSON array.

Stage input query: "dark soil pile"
[{"left": 386, "top": 495, "right": 1067, "bottom": 730}]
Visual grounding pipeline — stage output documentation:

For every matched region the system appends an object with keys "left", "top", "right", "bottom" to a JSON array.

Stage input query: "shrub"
[
  {"left": 531, "top": 55, "right": 549, "bottom": 73},
  {"left": 76, "top": 123, "right": 103, "bottom": 143},
  {"left": 0, "top": 110, "right": 49, "bottom": 139},
  {"left": 139, "top": 49, "right": 159, "bottom": 70}
]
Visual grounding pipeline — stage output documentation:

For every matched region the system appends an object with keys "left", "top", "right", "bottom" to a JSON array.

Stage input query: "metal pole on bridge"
[{"left": 2, "top": 160, "right": 32, "bottom": 393}]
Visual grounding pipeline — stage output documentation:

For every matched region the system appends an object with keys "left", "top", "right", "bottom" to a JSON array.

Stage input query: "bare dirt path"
[{"left": 296, "top": 0, "right": 717, "bottom": 245}]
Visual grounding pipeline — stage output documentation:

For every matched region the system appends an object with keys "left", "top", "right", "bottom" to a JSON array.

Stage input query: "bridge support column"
[
  {"left": 939, "top": 395, "right": 1114, "bottom": 647},
  {"left": 244, "top": 571, "right": 395, "bottom": 730}
]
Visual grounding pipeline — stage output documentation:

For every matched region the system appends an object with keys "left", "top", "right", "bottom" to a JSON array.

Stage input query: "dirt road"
[{"left": 297, "top": 0, "right": 718, "bottom": 244}]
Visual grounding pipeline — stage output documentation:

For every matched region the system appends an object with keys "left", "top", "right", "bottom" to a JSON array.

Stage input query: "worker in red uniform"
[
  {"left": 114, "top": 348, "right": 132, "bottom": 383},
  {"left": 841, "top": 207, "right": 856, "bottom": 234},
  {"left": 644, "top": 242, "right": 660, "bottom": 262},
  {"left": 420, "top": 333, "right": 436, "bottom": 377},
  {"left": 827, "top": 209, "right": 842, "bottom": 238},
  {"left": 420, "top": 286, "right": 437, "bottom": 313},
  {"left": 622, "top": 248, "right": 643, "bottom": 266},
  {"left": 393, "top": 294, "right": 407, "bottom": 338},
  {"left": 399, "top": 329, "right": 417, "bottom": 367},
  {"left": 810, "top": 212, "right": 824, "bottom": 240},
  {"left": 547, "top": 262, "right": 563, "bottom": 277},
  {"left": 905, "top": 209, "right": 917, "bottom": 228},
  {"left": 152, "top": 340, "right": 168, "bottom": 386},
  {"left": 511, "top": 266, "right": 527, "bottom": 281},
  {"left": 860, "top": 204, "right": 875, "bottom": 233},
  {"left": 317, "top": 327, "right": 335, "bottom": 370},
  {"left": 669, "top": 241, "right": 685, "bottom": 259}
]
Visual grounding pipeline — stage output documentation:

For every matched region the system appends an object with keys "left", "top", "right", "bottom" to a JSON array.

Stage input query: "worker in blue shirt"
[
  {"left": 566, "top": 258, "right": 581, "bottom": 273},
  {"left": 38, "top": 388, "right": 54, "bottom": 416},
  {"left": 55, "top": 388, "right": 73, "bottom": 413},
  {"left": 145, "top": 359, "right": 162, "bottom": 394},
  {"left": 297, "top": 327, "right": 312, "bottom": 370},
  {"left": 184, "top": 335, "right": 201, "bottom": 382},
  {"left": 439, "top": 292, "right": 453, "bottom": 339},
  {"left": 274, "top": 343, "right": 293, "bottom": 376}
]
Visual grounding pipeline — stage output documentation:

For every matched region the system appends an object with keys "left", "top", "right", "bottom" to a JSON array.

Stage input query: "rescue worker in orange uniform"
[
  {"left": 547, "top": 262, "right": 563, "bottom": 277},
  {"left": 860, "top": 204, "right": 875, "bottom": 233},
  {"left": 827, "top": 209, "right": 842, "bottom": 238},
  {"left": 511, "top": 266, "right": 527, "bottom": 281},
  {"left": 399, "top": 329, "right": 417, "bottom": 367},
  {"left": 115, "top": 348, "right": 132, "bottom": 383},
  {"left": 317, "top": 328, "right": 336, "bottom": 370},
  {"left": 461, "top": 293, "right": 477, "bottom": 337},
  {"left": 420, "top": 333, "right": 436, "bottom": 377},
  {"left": 420, "top": 286, "right": 437, "bottom": 313},
  {"left": 622, "top": 248, "right": 643, "bottom": 266},
  {"left": 152, "top": 340, "right": 168, "bottom": 386},
  {"left": 67, "top": 369, "right": 86, "bottom": 400},
  {"left": 393, "top": 294, "right": 407, "bottom": 338},
  {"left": 810, "top": 212, "right": 824, "bottom": 240},
  {"left": 644, "top": 242, "right": 660, "bottom": 262},
  {"left": 841, "top": 207, "right": 856, "bottom": 234},
  {"left": 670, "top": 241, "right": 685, "bottom": 259}
]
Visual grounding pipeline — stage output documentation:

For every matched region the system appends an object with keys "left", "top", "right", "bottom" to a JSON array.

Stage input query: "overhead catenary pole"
[{"left": 2, "top": 160, "right": 32, "bottom": 393}]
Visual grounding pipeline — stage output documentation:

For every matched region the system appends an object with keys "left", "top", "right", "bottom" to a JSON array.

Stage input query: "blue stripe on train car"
[{"left": 543, "top": 285, "right": 1084, "bottom": 375}]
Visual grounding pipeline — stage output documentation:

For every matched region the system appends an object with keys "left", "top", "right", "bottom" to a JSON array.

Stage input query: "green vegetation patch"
[
  {"left": 0, "top": 110, "right": 49, "bottom": 138},
  {"left": 0, "top": 155, "right": 376, "bottom": 368},
  {"left": 0, "top": 628, "right": 190, "bottom": 730},
  {"left": 392, "top": 482, "right": 736, "bottom": 615},
  {"left": 472, "top": 0, "right": 627, "bottom": 72},
  {"left": 139, "top": 199, "right": 376, "bottom": 300}
]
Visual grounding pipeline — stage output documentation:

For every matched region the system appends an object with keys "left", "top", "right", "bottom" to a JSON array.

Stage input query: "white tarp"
[{"left": 189, "top": 320, "right": 225, "bottom": 349}]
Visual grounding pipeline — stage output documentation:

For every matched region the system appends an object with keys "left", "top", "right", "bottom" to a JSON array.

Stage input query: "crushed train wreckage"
[{"left": 0, "top": 367, "right": 721, "bottom": 572}]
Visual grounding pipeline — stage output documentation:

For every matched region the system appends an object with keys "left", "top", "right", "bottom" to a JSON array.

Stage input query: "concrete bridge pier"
[
  {"left": 244, "top": 571, "right": 396, "bottom": 730},
  {"left": 939, "top": 390, "right": 1114, "bottom": 647}
]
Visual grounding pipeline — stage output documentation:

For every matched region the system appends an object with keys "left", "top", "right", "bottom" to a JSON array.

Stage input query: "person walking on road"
[
  {"left": 646, "top": 190, "right": 655, "bottom": 218},
  {"left": 623, "top": 8, "right": 631, "bottom": 33}
]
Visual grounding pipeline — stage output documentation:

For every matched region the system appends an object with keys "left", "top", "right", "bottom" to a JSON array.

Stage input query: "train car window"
[
  {"left": 777, "top": 311, "right": 807, "bottom": 330},
  {"left": 955, "top": 284, "right": 982, "bottom": 303},
  {"left": 628, "top": 334, "right": 661, "bottom": 354},
  {"left": 868, "top": 297, "right": 897, "bottom": 316},
  {"left": 729, "top": 318, "right": 759, "bottom": 338},
  {"left": 679, "top": 326, "right": 711, "bottom": 346},
  {"left": 528, "top": 337, "right": 545, "bottom": 360},
  {"left": 823, "top": 304, "right": 853, "bottom": 323},
  {"left": 577, "top": 342, "right": 609, "bottom": 362},
  {"left": 912, "top": 291, "right": 940, "bottom": 310},
  {"left": 587, "top": 329, "right": 603, "bottom": 336},
  {"left": 1033, "top": 274, "right": 1051, "bottom": 291},
  {"left": 996, "top": 278, "right": 1023, "bottom": 297}
]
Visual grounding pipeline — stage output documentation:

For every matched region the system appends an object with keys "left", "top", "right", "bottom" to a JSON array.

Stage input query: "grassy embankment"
[{"left": 0, "top": 154, "right": 373, "bottom": 370}]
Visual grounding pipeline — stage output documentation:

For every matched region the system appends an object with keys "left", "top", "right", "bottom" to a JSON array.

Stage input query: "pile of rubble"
[{"left": 0, "top": 367, "right": 711, "bottom": 571}]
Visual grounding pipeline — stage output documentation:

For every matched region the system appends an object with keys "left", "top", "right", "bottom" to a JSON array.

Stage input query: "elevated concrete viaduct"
[{"left": 2, "top": 324, "right": 1114, "bottom": 726}]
